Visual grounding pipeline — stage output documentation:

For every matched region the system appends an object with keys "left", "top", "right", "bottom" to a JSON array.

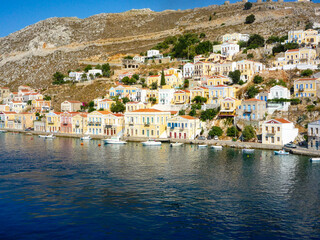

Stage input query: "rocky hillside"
[{"left": 0, "top": 2, "right": 319, "bottom": 89}]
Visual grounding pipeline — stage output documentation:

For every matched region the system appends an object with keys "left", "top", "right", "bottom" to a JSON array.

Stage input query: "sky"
[{"left": 0, "top": 0, "right": 319, "bottom": 38}]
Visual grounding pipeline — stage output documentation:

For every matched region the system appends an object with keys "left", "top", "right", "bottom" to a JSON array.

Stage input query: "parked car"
[
  {"left": 284, "top": 143, "right": 297, "bottom": 148},
  {"left": 198, "top": 136, "right": 206, "bottom": 140},
  {"left": 213, "top": 136, "right": 219, "bottom": 140}
]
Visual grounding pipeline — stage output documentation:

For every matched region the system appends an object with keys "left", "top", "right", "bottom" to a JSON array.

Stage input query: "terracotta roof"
[
  {"left": 64, "top": 100, "right": 82, "bottom": 103},
  {"left": 96, "top": 111, "right": 112, "bottom": 115},
  {"left": 244, "top": 98, "right": 264, "bottom": 102},
  {"left": 131, "top": 108, "right": 163, "bottom": 113},
  {"left": 212, "top": 85, "right": 229, "bottom": 87},
  {"left": 12, "top": 101, "right": 23, "bottom": 103},
  {"left": 148, "top": 75, "right": 160, "bottom": 77},
  {"left": 112, "top": 113, "right": 124, "bottom": 117},
  {"left": 180, "top": 115, "right": 196, "bottom": 120},
  {"left": 170, "top": 111, "right": 178, "bottom": 115},
  {"left": 274, "top": 118, "right": 291, "bottom": 124},
  {"left": 287, "top": 49, "right": 299, "bottom": 52},
  {"left": 223, "top": 97, "right": 237, "bottom": 101},
  {"left": 297, "top": 78, "right": 318, "bottom": 81},
  {"left": 99, "top": 99, "right": 114, "bottom": 102},
  {"left": 2, "top": 111, "right": 17, "bottom": 114}
]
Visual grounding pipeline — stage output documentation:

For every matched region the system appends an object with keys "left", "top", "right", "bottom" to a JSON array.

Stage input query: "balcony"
[
  {"left": 75, "top": 124, "right": 80, "bottom": 128},
  {"left": 298, "top": 88, "right": 304, "bottom": 92},
  {"left": 63, "top": 123, "right": 68, "bottom": 126},
  {"left": 105, "top": 125, "right": 113, "bottom": 128},
  {"left": 129, "top": 123, "right": 134, "bottom": 126},
  {"left": 179, "top": 127, "right": 184, "bottom": 131},
  {"left": 95, "top": 123, "right": 101, "bottom": 126},
  {"left": 14, "top": 120, "right": 21, "bottom": 123},
  {"left": 265, "top": 130, "right": 275, "bottom": 135},
  {"left": 48, "top": 122, "right": 54, "bottom": 125},
  {"left": 144, "top": 123, "right": 150, "bottom": 127},
  {"left": 244, "top": 109, "right": 252, "bottom": 113}
]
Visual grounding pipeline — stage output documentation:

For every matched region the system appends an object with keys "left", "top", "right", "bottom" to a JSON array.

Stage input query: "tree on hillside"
[
  {"left": 244, "top": 2, "right": 252, "bottom": 10},
  {"left": 151, "top": 82, "right": 158, "bottom": 90},
  {"left": 208, "top": 126, "right": 223, "bottom": 137},
  {"left": 199, "top": 33, "right": 206, "bottom": 38},
  {"left": 246, "top": 86, "right": 259, "bottom": 99},
  {"left": 227, "top": 126, "right": 239, "bottom": 137},
  {"left": 122, "top": 97, "right": 130, "bottom": 104},
  {"left": 245, "top": 14, "right": 255, "bottom": 24},
  {"left": 161, "top": 70, "right": 166, "bottom": 86},
  {"left": 44, "top": 95, "right": 51, "bottom": 101},
  {"left": 266, "top": 36, "right": 280, "bottom": 44},
  {"left": 228, "top": 70, "right": 241, "bottom": 84},
  {"left": 52, "top": 72, "right": 65, "bottom": 85},
  {"left": 301, "top": 69, "right": 313, "bottom": 77},
  {"left": 110, "top": 101, "right": 125, "bottom": 113},
  {"left": 305, "top": 21, "right": 313, "bottom": 30},
  {"left": 84, "top": 65, "right": 92, "bottom": 72},
  {"left": 195, "top": 41, "right": 213, "bottom": 55},
  {"left": 247, "top": 34, "right": 264, "bottom": 49},
  {"left": 192, "top": 96, "right": 207, "bottom": 104},
  {"left": 253, "top": 75, "right": 263, "bottom": 84},
  {"left": 242, "top": 125, "right": 256, "bottom": 141},
  {"left": 101, "top": 64, "right": 110, "bottom": 77}
]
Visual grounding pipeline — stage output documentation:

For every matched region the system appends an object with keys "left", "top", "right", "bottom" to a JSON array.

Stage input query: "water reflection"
[{"left": 0, "top": 133, "right": 319, "bottom": 239}]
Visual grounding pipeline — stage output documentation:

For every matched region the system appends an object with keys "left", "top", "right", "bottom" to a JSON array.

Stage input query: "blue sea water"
[{"left": 0, "top": 133, "right": 319, "bottom": 239}]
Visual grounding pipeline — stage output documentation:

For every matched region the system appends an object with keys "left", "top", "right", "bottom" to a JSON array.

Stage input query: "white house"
[
  {"left": 183, "top": 63, "right": 194, "bottom": 78},
  {"left": 222, "top": 33, "right": 250, "bottom": 43},
  {"left": 88, "top": 69, "right": 102, "bottom": 76},
  {"left": 221, "top": 43, "right": 239, "bottom": 57},
  {"left": 256, "top": 85, "right": 291, "bottom": 114},
  {"left": 147, "top": 50, "right": 161, "bottom": 58},
  {"left": 262, "top": 119, "right": 298, "bottom": 145},
  {"left": 69, "top": 72, "right": 87, "bottom": 81},
  {"left": 133, "top": 55, "right": 145, "bottom": 63},
  {"left": 158, "top": 88, "right": 175, "bottom": 105},
  {"left": 308, "top": 120, "right": 320, "bottom": 150}
]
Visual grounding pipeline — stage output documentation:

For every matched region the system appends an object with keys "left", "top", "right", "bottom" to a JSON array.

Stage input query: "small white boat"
[
  {"left": 242, "top": 148, "right": 254, "bottom": 154},
  {"left": 142, "top": 139, "right": 162, "bottom": 146},
  {"left": 170, "top": 142, "right": 183, "bottom": 147},
  {"left": 81, "top": 135, "right": 92, "bottom": 140},
  {"left": 0, "top": 130, "right": 7, "bottom": 133},
  {"left": 274, "top": 150, "right": 289, "bottom": 155},
  {"left": 211, "top": 145, "right": 223, "bottom": 150},
  {"left": 103, "top": 137, "right": 127, "bottom": 144},
  {"left": 198, "top": 144, "right": 208, "bottom": 148},
  {"left": 39, "top": 134, "right": 55, "bottom": 139},
  {"left": 310, "top": 158, "right": 320, "bottom": 162}
]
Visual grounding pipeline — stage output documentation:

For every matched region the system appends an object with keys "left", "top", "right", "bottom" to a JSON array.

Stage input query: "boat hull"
[
  {"left": 142, "top": 142, "right": 162, "bottom": 146},
  {"left": 104, "top": 140, "right": 126, "bottom": 144}
]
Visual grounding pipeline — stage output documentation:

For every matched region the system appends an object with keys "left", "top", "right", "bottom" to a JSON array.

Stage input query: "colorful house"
[
  {"left": 61, "top": 100, "right": 82, "bottom": 112},
  {"left": 45, "top": 112, "right": 62, "bottom": 133},
  {"left": 236, "top": 98, "right": 266, "bottom": 121},
  {"left": 219, "top": 97, "right": 242, "bottom": 117},
  {"left": 124, "top": 109, "right": 171, "bottom": 138},
  {"left": 262, "top": 119, "right": 298, "bottom": 145},
  {"left": 173, "top": 90, "right": 190, "bottom": 105},
  {"left": 167, "top": 115, "right": 205, "bottom": 140},
  {"left": 208, "top": 85, "right": 236, "bottom": 105},
  {"left": 97, "top": 99, "right": 116, "bottom": 111},
  {"left": 207, "top": 75, "right": 231, "bottom": 86},
  {"left": 72, "top": 112, "right": 88, "bottom": 134},
  {"left": 294, "top": 78, "right": 320, "bottom": 98}
]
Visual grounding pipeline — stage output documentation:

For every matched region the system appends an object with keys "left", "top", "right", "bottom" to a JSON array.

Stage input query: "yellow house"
[
  {"left": 163, "top": 68, "right": 182, "bottom": 79},
  {"left": 146, "top": 89, "right": 158, "bottom": 104},
  {"left": 32, "top": 99, "right": 51, "bottom": 112},
  {"left": 0, "top": 111, "right": 17, "bottom": 129},
  {"left": 236, "top": 60, "right": 264, "bottom": 82},
  {"left": 18, "top": 112, "right": 35, "bottom": 130},
  {"left": 108, "top": 84, "right": 138, "bottom": 100},
  {"left": 126, "top": 102, "right": 151, "bottom": 112},
  {"left": 194, "top": 61, "right": 214, "bottom": 79},
  {"left": 285, "top": 48, "right": 317, "bottom": 65},
  {"left": 72, "top": 112, "right": 88, "bottom": 134},
  {"left": 219, "top": 97, "right": 242, "bottom": 117},
  {"left": 124, "top": 108, "right": 171, "bottom": 138},
  {"left": 146, "top": 75, "right": 161, "bottom": 87},
  {"left": 207, "top": 75, "right": 231, "bottom": 86},
  {"left": 167, "top": 115, "right": 206, "bottom": 140},
  {"left": 46, "top": 112, "right": 62, "bottom": 133},
  {"left": 173, "top": 90, "right": 190, "bottom": 105},
  {"left": 189, "top": 87, "right": 210, "bottom": 104},
  {"left": 165, "top": 74, "right": 183, "bottom": 88},
  {"left": 0, "top": 104, "right": 10, "bottom": 112},
  {"left": 294, "top": 78, "right": 320, "bottom": 98},
  {"left": 208, "top": 85, "right": 237, "bottom": 105},
  {"left": 97, "top": 99, "right": 116, "bottom": 111},
  {"left": 104, "top": 113, "right": 125, "bottom": 137},
  {"left": 288, "top": 29, "right": 320, "bottom": 46},
  {"left": 87, "top": 111, "right": 110, "bottom": 135}
]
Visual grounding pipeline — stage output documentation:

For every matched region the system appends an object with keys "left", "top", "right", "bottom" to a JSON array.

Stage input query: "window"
[
  {"left": 277, "top": 127, "right": 280, "bottom": 131},
  {"left": 277, "top": 137, "right": 280, "bottom": 142}
]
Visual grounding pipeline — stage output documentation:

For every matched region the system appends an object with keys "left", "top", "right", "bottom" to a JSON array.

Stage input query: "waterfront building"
[
  {"left": 262, "top": 119, "right": 298, "bottom": 145},
  {"left": 124, "top": 109, "right": 171, "bottom": 138},
  {"left": 0, "top": 111, "right": 16, "bottom": 129},
  {"left": 294, "top": 78, "right": 320, "bottom": 97},
  {"left": 236, "top": 98, "right": 266, "bottom": 121},
  {"left": 14, "top": 113, "right": 35, "bottom": 130},
  {"left": 72, "top": 113, "right": 88, "bottom": 134},
  {"left": 45, "top": 112, "right": 62, "bottom": 133},
  {"left": 9, "top": 101, "right": 27, "bottom": 113},
  {"left": 167, "top": 115, "right": 205, "bottom": 140},
  {"left": 308, "top": 120, "right": 320, "bottom": 150},
  {"left": 61, "top": 100, "right": 82, "bottom": 112},
  {"left": 60, "top": 112, "right": 78, "bottom": 134}
]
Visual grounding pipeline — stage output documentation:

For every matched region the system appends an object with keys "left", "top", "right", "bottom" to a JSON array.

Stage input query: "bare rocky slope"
[{"left": 0, "top": 2, "right": 319, "bottom": 89}]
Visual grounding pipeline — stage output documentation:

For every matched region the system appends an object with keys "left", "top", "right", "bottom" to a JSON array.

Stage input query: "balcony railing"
[
  {"left": 298, "top": 88, "right": 304, "bottom": 92},
  {"left": 129, "top": 123, "right": 134, "bottom": 126},
  {"left": 48, "top": 122, "right": 54, "bottom": 125},
  {"left": 105, "top": 125, "right": 112, "bottom": 128},
  {"left": 244, "top": 109, "right": 252, "bottom": 113},
  {"left": 144, "top": 123, "right": 150, "bottom": 127},
  {"left": 63, "top": 123, "right": 68, "bottom": 125},
  {"left": 75, "top": 124, "right": 80, "bottom": 128},
  {"left": 265, "top": 130, "right": 275, "bottom": 135}
]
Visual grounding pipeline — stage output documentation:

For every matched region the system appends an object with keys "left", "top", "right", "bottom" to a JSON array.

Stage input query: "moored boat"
[
  {"left": 198, "top": 144, "right": 208, "bottom": 148},
  {"left": 39, "top": 134, "right": 55, "bottom": 139},
  {"left": 274, "top": 150, "right": 289, "bottom": 155},
  {"left": 142, "top": 139, "right": 162, "bottom": 146},
  {"left": 242, "top": 148, "right": 254, "bottom": 154},
  {"left": 170, "top": 142, "right": 183, "bottom": 147},
  {"left": 310, "top": 158, "right": 320, "bottom": 162},
  {"left": 80, "top": 135, "right": 91, "bottom": 140},
  {"left": 211, "top": 145, "right": 222, "bottom": 150},
  {"left": 0, "top": 130, "right": 7, "bottom": 133},
  {"left": 103, "top": 137, "right": 127, "bottom": 144}
]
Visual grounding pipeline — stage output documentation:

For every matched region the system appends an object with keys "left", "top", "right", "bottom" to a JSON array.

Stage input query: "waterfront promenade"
[{"left": 3, "top": 128, "right": 320, "bottom": 156}]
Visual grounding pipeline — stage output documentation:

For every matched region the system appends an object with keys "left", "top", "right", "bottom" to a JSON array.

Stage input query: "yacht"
[
  {"left": 170, "top": 142, "right": 183, "bottom": 147},
  {"left": 211, "top": 145, "right": 223, "bottom": 150},
  {"left": 103, "top": 137, "right": 127, "bottom": 144},
  {"left": 80, "top": 135, "right": 92, "bottom": 140},
  {"left": 142, "top": 139, "right": 162, "bottom": 146}
]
